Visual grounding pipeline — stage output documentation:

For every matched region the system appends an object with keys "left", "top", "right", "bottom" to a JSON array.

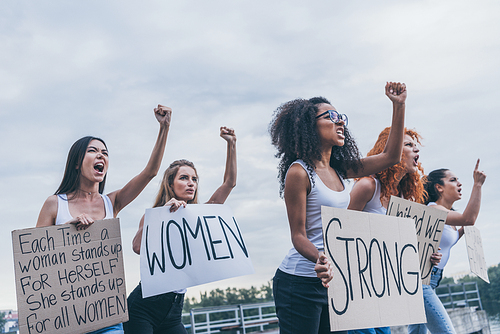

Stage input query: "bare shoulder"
[
  {"left": 348, "top": 177, "right": 376, "bottom": 211},
  {"left": 36, "top": 195, "right": 58, "bottom": 227},
  {"left": 353, "top": 177, "right": 376, "bottom": 193},
  {"left": 431, "top": 204, "right": 449, "bottom": 212},
  {"left": 285, "top": 163, "right": 310, "bottom": 186},
  {"left": 285, "top": 163, "right": 311, "bottom": 194},
  {"left": 43, "top": 195, "right": 59, "bottom": 211}
]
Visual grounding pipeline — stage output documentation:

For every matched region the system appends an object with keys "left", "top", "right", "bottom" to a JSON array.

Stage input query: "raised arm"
[
  {"left": 206, "top": 127, "right": 237, "bottom": 204},
  {"left": 347, "top": 82, "right": 406, "bottom": 179},
  {"left": 108, "top": 105, "right": 171, "bottom": 215},
  {"left": 439, "top": 159, "right": 486, "bottom": 226},
  {"left": 348, "top": 177, "right": 376, "bottom": 211}
]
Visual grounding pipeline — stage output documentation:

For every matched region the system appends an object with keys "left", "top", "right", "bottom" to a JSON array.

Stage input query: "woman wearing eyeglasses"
[
  {"left": 407, "top": 160, "right": 486, "bottom": 334},
  {"left": 347, "top": 127, "right": 442, "bottom": 334},
  {"left": 269, "top": 82, "right": 407, "bottom": 334}
]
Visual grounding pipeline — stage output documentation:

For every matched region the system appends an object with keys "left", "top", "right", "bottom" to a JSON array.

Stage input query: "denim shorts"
[
  {"left": 86, "top": 323, "right": 123, "bottom": 334},
  {"left": 407, "top": 267, "right": 456, "bottom": 334}
]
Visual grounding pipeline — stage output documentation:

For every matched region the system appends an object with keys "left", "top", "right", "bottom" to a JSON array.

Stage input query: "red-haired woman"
[
  {"left": 407, "top": 160, "right": 486, "bottom": 334},
  {"left": 348, "top": 127, "right": 440, "bottom": 334}
]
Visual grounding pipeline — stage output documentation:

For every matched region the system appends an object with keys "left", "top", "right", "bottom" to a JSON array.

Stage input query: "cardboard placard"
[
  {"left": 464, "top": 226, "right": 490, "bottom": 283},
  {"left": 140, "top": 204, "right": 254, "bottom": 298},
  {"left": 12, "top": 219, "right": 128, "bottom": 334},
  {"left": 386, "top": 197, "right": 447, "bottom": 285},
  {"left": 321, "top": 206, "right": 426, "bottom": 331}
]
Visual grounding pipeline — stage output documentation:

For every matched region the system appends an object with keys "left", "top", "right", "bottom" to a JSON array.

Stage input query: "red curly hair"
[{"left": 366, "top": 127, "right": 426, "bottom": 203}]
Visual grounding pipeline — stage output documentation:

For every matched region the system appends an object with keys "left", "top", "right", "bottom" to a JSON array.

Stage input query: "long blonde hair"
[{"left": 153, "top": 159, "right": 199, "bottom": 207}]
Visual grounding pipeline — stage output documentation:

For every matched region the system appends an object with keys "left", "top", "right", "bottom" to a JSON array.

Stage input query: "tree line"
[{"left": 183, "top": 282, "right": 273, "bottom": 313}]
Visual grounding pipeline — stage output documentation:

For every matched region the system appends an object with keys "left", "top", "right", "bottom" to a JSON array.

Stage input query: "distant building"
[
  {"left": 1, "top": 309, "right": 18, "bottom": 333},
  {"left": 451, "top": 270, "right": 470, "bottom": 283}
]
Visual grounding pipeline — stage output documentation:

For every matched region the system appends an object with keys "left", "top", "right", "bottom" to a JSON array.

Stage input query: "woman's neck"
[
  {"left": 316, "top": 146, "right": 332, "bottom": 168},
  {"left": 76, "top": 180, "right": 100, "bottom": 198},
  {"left": 436, "top": 197, "right": 453, "bottom": 210}
]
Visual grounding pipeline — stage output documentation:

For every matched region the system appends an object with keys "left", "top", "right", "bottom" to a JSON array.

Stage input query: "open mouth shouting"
[
  {"left": 94, "top": 162, "right": 105, "bottom": 174},
  {"left": 336, "top": 127, "right": 345, "bottom": 139}
]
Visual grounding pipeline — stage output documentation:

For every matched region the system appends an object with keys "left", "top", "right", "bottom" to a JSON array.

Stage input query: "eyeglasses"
[{"left": 315, "top": 110, "right": 348, "bottom": 126}]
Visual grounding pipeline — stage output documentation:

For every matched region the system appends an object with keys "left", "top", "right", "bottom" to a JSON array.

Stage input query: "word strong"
[
  {"left": 321, "top": 206, "right": 425, "bottom": 332},
  {"left": 386, "top": 196, "right": 447, "bottom": 284},
  {"left": 140, "top": 204, "right": 254, "bottom": 298}
]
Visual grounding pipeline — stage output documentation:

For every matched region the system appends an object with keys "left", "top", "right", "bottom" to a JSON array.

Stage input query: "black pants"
[
  {"left": 123, "top": 283, "right": 187, "bottom": 334},
  {"left": 273, "top": 269, "right": 348, "bottom": 334}
]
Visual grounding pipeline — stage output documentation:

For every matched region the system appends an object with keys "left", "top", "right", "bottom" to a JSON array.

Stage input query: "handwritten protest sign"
[
  {"left": 386, "top": 196, "right": 447, "bottom": 285},
  {"left": 140, "top": 204, "right": 254, "bottom": 298},
  {"left": 12, "top": 219, "right": 127, "bottom": 334},
  {"left": 464, "top": 226, "right": 490, "bottom": 283},
  {"left": 321, "top": 206, "right": 425, "bottom": 331}
]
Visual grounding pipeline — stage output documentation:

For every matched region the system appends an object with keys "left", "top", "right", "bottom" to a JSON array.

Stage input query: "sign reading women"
[
  {"left": 321, "top": 206, "right": 426, "bottom": 331},
  {"left": 140, "top": 204, "right": 254, "bottom": 298},
  {"left": 12, "top": 219, "right": 127, "bottom": 334}
]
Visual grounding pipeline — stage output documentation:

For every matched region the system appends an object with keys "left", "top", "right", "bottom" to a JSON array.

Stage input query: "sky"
[{"left": 1, "top": 0, "right": 499, "bottom": 310}]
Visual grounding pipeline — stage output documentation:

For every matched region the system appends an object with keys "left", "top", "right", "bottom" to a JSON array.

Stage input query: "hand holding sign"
[
  {"left": 315, "top": 252, "right": 333, "bottom": 288},
  {"left": 140, "top": 204, "right": 254, "bottom": 298}
]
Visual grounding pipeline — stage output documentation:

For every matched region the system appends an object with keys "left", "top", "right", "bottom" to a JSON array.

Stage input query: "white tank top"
[
  {"left": 361, "top": 177, "right": 387, "bottom": 215},
  {"left": 279, "top": 160, "right": 350, "bottom": 277},
  {"left": 427, "top": 202, "right": 460, "bottom": 270},
  {"left": 55, "top": 193, "right": 114, "bottom": 225}
]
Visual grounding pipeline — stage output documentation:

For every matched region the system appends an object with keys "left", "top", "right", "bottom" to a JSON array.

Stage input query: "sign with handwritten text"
[
  {"left": 140, "top": 204, "right": 254, "bottom": 298},
  {"left": 386, "top": 197, "right": 447, "bottom": 285},
  {"left": 464, "top": 226, "right": 490, "bottom": 283},
  {"left": 12, "top": 219, "right": 127, "bottom": 334},
  {"left": 321, "top": 206, "right": 425, "bottom": 331}
]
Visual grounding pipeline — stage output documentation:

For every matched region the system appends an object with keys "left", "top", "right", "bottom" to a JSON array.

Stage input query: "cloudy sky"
[{"left": 1, "top": 0, "right": 499, "bottom": 310}]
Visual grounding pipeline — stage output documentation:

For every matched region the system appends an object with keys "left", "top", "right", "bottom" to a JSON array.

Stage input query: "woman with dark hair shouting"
[
  {"left": 408, "top": 160, "right": 486, "bottom": 334},
  {"left": 269, "top": 82, "right": 407, "bottom": 334},
  {"left": 36, "top": 105, "right": 171, "bottom": 333}
]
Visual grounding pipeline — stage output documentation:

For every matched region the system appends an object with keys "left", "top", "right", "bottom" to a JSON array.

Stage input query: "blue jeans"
[
  {"left": 273, "top": 269, "right": 347, "bottom": 334},
  {"left": 86, "top": 323, "right": 123, "bottom": 334},
  {"left": 348, "top": 327, "right": 390, "bottom": 334},
  {"left": 407, "top": 267, "right": 456, "bottom": 334},
  {"left": 123, "top": 283, "right": 187, "bottom": 334}
]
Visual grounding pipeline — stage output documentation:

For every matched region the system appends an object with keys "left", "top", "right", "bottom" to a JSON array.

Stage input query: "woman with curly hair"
[
  {"left": 269, "top": 82, "right": 407, "bottom": 334},
  {"left": 347, "top": 127, "right": 437, "bottom": 334},
  {"left": 349, "top": 127, "right": 425, "bottom": 212},
  {"left": 407, "top": 160, "right": 486, "bottom": 334}
]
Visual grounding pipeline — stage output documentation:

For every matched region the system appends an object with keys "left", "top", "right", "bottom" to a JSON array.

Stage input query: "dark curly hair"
[{"left": 269, "top": 96, "right": 362, "bottom": 197}]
